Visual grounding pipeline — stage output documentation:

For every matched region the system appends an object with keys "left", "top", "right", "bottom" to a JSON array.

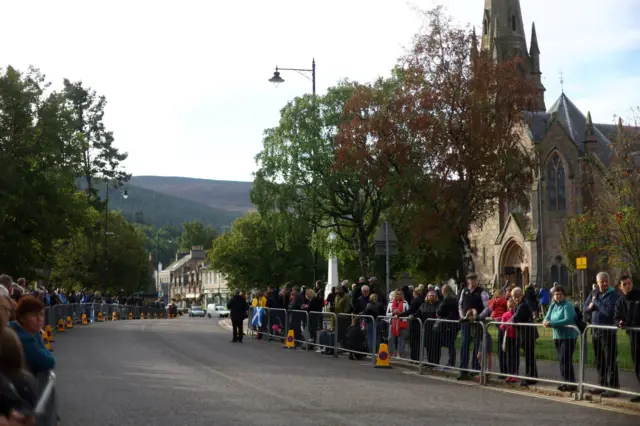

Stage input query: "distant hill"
[
  {"left": 97, "top": 182, "right": 242, "bottom": 230},
  {"left": 129, "top": 176, "right": 254, "bottom": 212}
]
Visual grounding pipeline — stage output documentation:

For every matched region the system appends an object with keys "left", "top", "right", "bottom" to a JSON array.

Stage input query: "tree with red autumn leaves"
[{"left": 335, "top": 7, "right": 539, "bottom": 275}]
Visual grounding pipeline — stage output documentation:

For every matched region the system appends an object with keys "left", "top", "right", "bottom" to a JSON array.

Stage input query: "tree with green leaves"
[
  {"left": 252, "top": 81, "right": 389, "bottom": 276},
  {"left": 562, "top": 112, "right": 640, "bottom": 275},
  {"left": 0, "top": 66, "right": 88, "bottom": 277},
  {"left": 179, "top": 220, "right": 219, "bottom": 251},
  {"left": 50, "top": 210, "right": 152, "bottom": 293},
  {"left": 207, "top": 212, "right": 313, "bottom": 292},
  {"left": 63, "top": 79, "right": 129, "bottom": 202}
]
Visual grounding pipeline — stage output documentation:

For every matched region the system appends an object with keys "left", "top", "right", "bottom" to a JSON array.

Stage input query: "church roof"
[{"left": 523, "top": 93, "right": 613, "bottom": 161}]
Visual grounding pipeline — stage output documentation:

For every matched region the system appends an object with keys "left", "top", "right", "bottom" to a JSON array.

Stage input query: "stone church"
[{"left": 469, "top": 0, "right": 619, "bottom": 291}]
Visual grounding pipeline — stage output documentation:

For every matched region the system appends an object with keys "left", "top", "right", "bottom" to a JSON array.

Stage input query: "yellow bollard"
[
  {"left": 56, "top": 319, "right": 65, "bottom": 333},
  {"left": 374, "top": 343, "right": 392, "bottom": 369},
  {"left": 66, "top": 315, "right": 73, "bottom": 329},
  {"left": 128, "top": 312, "right": 133, "bottom": 320},
  {"left": 97, "top": 311, "right": 103, "bottom": 322},
  {"left": 45, "top": 325, "right": 54, "bottom": 343},
  {"left": 112, "top": 311, "right": 117, "bottom": 321},
  {"left": 140, "top": 312, "right": 145, "bottom": 320},
  {"left": 43, "top": 333, "right": 53, "bottom": 352},
  {"left": 284, "top": 330, "right": 295, "bottom": 349},
  {"left": 154, "top": 313, "right": 158, "bottom": 319},
  {"left": 81, "top": 313, "right": 88, "bottom": 325}
]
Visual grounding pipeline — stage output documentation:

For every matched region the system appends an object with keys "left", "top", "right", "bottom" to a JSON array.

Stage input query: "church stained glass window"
[{"left": 547, "top": 153, "right": 567, "bottom": 211}]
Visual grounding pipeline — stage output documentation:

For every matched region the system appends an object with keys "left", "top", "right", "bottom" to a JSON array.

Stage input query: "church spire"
[
  {"left": 481, "top": 0, "right": 528, "bottom": 61},
  {"left": 471, "top": 27, "right": 479, "bottom": 62},
  {"left": 529, "top": 22, "right": 540, "bottom": 56}
]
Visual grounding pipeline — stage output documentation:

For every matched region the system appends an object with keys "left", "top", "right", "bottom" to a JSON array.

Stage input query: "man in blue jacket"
[{"left": 584, "top": 271, "right": 621, "bottom": 397}]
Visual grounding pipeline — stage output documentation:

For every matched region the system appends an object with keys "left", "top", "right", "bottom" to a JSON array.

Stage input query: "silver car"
[{"left": 188, "top": 306, "right": 205, "bottom": 317}]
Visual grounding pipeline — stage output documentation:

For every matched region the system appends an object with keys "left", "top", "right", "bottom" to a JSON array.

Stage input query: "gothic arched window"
[
  {"left": 547, "top": 153, "right": 567, "bottom": 211},
  {"left": 512, "top": 16, "right": 517, "bottom": 31},
  {"left": 484, "top": 19, "right": 488, "bottom": 35}
]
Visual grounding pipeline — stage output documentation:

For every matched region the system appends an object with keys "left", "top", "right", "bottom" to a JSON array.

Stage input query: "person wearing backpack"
[
  {"left": 543, "top": 286, "right": 579, "bottom": 392},
  {"left": 614, "top": 274, "right": 640, "bottom": 403}
]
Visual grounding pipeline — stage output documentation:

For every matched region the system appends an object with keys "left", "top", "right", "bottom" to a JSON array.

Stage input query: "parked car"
[
  {"left": 206, "top": 304, "right": 230, "bottom": 318},
  {"left": 189, "top": 306, "right": 206, "bottom": 317}
]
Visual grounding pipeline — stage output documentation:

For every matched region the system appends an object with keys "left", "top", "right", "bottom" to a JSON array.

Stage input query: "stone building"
[{"left": 469, "top": 0, "right": 620, "bottom": 291}]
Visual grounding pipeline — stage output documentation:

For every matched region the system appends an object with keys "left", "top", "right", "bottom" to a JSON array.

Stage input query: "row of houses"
[{"left": 155, "top": 246, "right": 230, "bottom": 308}]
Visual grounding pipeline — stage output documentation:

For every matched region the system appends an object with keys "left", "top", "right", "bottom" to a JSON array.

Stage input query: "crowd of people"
[{"left": 237, "top": 272, "right": 640, "bottom": 403}]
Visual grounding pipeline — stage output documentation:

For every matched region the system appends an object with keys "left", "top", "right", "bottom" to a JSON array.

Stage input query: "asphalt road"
[{"left": 52, "top": 317, "right": 638, "bottom": 426}]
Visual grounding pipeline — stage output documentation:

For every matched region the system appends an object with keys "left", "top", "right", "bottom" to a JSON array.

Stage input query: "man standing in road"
[
  {"left": 227, "top": 289, "right": 247, "bottom": 343},
  {"left": 615, "top": 274, "right": 640, "bottom": 402}
]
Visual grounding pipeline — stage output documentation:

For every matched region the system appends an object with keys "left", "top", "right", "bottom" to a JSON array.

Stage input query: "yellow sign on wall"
[{"left": 576, "top": 257, "right": 587, "bottom": 270}]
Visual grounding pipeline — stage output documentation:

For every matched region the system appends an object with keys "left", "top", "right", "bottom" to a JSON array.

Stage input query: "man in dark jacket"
[
  {"left": 227, "top": 289, "right": 247, "bottom": 343},
  {"left": 585, "top": 271, "right": 621, "bottom": 396},
  {"left": 615, "top": 274, "right": 640, "bottom": 402}
]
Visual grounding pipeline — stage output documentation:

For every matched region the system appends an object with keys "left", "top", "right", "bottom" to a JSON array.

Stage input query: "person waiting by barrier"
[
  {"left": 614, "top": 274, "right": 640, "bottom": 403},
  {"left": 0, "top": 287, "right": 11, "bottom": 331},
  {"left": 387, "top": 291, "right": 409, "bottom": 358},
  {"left": 8, "top": 296, "right": 57, "bottom": 425},
  {"left": 510, "top": 287, "right": 539, "bottom": 386},
  {"left": 396, "top": 288, "right": 423, "bottom": 361},
  {"left": 0, "top": 327, "right": 38, "bottom": 423},
  {"left": 487, "top": 288, "right": 508, "bottom": 375},
  {"left": 415, "top": 290, "right": 440, "bottom": 365},
  {"left": 435, "top": 284, "right": 460, "bottom": 369},
  {"left": 457, "top": 272, "right": 489, "bottom": 380},
  {"left": 501, "top": 298, "right": 518, "bottom": 383},
  {"left": 584, "top": 271, "right": 621, "bottom": 397},
  {"left": 345, "top": 316, "right": 366, "bottom": 360},
  {"left": 543, "top": 285, "right": 579, "bottom": 392},
  {"left": 539, "top": 284, "right": 551, "bottom": 318},
  {"left": 333, "top": 285, "right": 351, "bottom": 350},
  {"left": 304, "top": 289, "right": 323, "bottom": 346},
  {"left": 362, "top": 294, "right": 384, "bottom": 353}
]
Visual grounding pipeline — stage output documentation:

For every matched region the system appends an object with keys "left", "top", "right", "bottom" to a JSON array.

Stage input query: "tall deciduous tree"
[
  {"left": 0, "top": 66, "right": 87, "bottom": 276},
  {"left": 207, "top": 212, "right": 313, "bottom": 292},
  {"left": 179, "top": 220, "right": 219, "bottom": 251},
  {"left": 335, "top": 7, "right": 538, "bottom": 275},
  {"left": 563, "top": 112, "right": 640, "bottom": 275},
  {"left": 63, "top": 79, "right": 129, "bottom": 201},
  {"left": 252, "top": 82, "right": 389, "bottom": 276}
]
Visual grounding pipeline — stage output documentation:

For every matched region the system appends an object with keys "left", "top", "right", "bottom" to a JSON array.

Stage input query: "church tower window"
[
  {"left": 547, "top": 153, "right": 567, "bottom": 211},
  {"left": 483, "top": 18, "right": 488, "bottom": 35},
  {"left": 511, "top": 15, "right": 517, "bottom": 31}
]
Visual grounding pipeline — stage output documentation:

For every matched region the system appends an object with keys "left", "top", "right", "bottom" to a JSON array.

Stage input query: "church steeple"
[
  {"left": 481, "top": 0, "right": 528, "bottom": 62},
  {"left": 481, "top": 0, "right": 546, "bottom": 111}
]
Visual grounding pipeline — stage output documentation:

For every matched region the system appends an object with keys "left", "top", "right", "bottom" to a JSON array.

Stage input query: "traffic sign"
[{"left": 576, "top": 256, "right": 587, "bottom": 270}]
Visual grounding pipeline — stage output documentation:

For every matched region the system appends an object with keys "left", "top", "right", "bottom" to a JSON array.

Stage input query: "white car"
[{"left": 206, "top": 304, "right": 230, "bottom": 318}]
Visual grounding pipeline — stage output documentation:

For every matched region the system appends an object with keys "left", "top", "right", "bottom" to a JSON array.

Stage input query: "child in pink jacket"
[{"left": 500, "top": 299, "right": 519, "bottom": 383}]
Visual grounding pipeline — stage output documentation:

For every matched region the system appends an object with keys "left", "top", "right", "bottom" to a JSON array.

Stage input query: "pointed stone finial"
[
  {"left": 530, "top": 22, "right": 540, "bottom": 55},
  {"left": 616, "top": 116, "right": 625, "bottom": 142},
  {"left": 585, "top": 111, "right": 594, "bottom": 138}
]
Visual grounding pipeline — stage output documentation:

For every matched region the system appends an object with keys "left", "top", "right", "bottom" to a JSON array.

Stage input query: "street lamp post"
[
  {"left": 103, "top": 181, "right": 128, "bottom": 290},
  {"left": 268, "top": 59, "right": 319, "bottom": 284}
]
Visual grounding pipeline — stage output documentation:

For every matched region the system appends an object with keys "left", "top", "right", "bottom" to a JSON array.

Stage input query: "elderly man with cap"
[{"left": 457, "top": 272, "right": 489, "bottom": 380}]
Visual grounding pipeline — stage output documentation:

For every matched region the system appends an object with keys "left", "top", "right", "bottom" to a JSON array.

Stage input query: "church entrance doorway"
[{"left": 500, "top": 239, "right": 529, "bottom": 288}]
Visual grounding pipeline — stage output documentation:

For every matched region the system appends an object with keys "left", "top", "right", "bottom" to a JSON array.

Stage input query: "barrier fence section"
[
  {"left": 238, "top": 307, "right": 639, "bottom": 401},
  {"left": 580, "top": 324, "right": 640, "bottom": 400}
]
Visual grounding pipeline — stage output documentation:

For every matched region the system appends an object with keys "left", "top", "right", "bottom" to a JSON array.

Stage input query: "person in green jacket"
[{"left": 543, "top": 285, "right": 579, "bottom": 392}]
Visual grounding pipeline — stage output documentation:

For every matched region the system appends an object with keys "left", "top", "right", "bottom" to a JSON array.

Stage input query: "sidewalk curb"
[{"left": 389, "top": 360, "right": 640, "bottom": 413}]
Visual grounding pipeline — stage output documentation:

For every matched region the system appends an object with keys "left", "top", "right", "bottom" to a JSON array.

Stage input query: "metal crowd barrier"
[
  {"left": 44, "top": 302, "right": 169, "bottom": 328},
  {"left": 238, "top": 307, "right": 639, "bottom": 401}
]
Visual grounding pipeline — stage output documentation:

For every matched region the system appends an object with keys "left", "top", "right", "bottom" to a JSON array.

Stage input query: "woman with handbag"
[{"left": 387, "top": 291, "right": 409, "bottom": 357}]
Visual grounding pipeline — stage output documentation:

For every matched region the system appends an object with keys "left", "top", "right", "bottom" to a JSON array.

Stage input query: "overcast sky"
[{"left": 2, "top": 0, "right": 639, "bottom": 182}]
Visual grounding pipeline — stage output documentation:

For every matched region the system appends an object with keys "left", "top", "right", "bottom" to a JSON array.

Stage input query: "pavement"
[{"left": 52, "top": 317, "right": 639, "bottom": 426}]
